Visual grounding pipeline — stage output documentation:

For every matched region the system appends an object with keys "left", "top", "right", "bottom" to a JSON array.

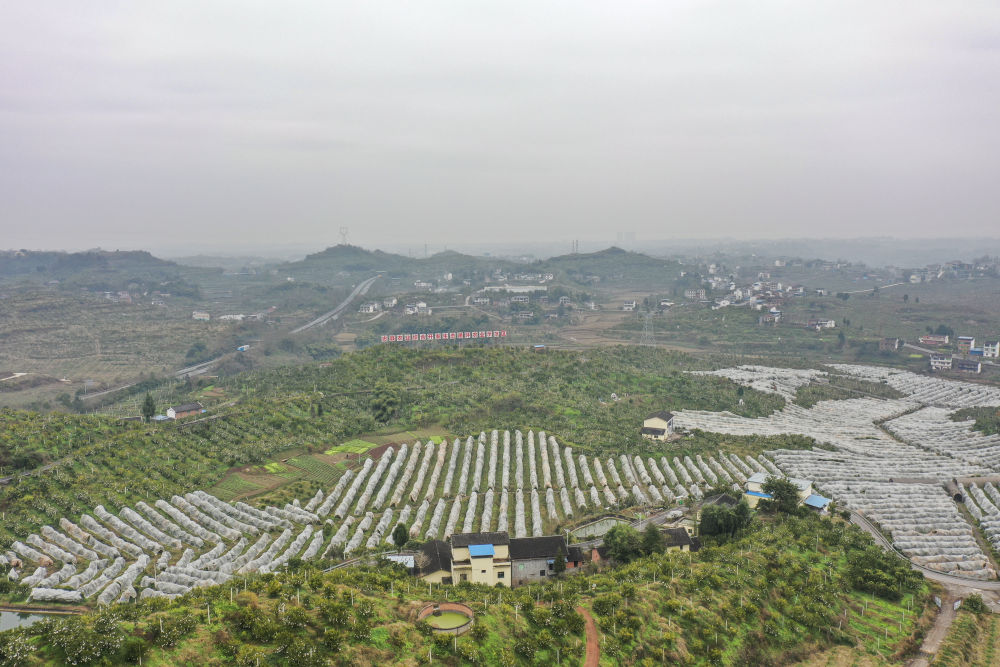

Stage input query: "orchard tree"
[
  {"left": 603, "top": 524, "right": 642, "bottom": 563},
  {"left": 761, "top": 477, "right": 801, "bottom": 515},
  {"left": 141, "top": 393, "right": 156, "bottom": 422},
  {"left": 391, "top": 523, "right": 408, "bottom": 548}
]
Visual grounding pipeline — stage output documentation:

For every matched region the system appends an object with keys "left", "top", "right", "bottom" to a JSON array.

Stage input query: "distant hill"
[
  {"left": 0, "top": 249, "right": 176, "bottom": 279},
  {"left": 539, "top": 247, "right": 682, "bottom": 284},
  {"left": 283, "top": 244, "right": 680, "bottom": 287}
]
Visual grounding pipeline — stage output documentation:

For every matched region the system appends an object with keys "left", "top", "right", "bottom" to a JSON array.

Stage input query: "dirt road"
[
  {"left": 907, "top": 595, "right": 955, "bottom": 667},
  {"left": 577, "top": 606, "right": 600, "bottom": 667}
]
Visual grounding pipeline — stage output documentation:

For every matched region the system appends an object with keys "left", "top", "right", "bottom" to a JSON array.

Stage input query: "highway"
[{"left": 291, "top": 275, "right": 379, "bottom": 334}]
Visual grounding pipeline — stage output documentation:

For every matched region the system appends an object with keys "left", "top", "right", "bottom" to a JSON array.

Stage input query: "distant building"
[
  {"left": 511, "top": 295, "right": 530, "bottom": 304},
  {"left": 359, "top": 302, "right": 380, "bottom": 314},
  {"left": 758, "top": 312, "right": 781, "bottom": 325},
  {"left": 516, "top": 311, "right": 535, "bottom": 320},
  {"left": 930, "top": 354, "right": 953, "bottom": 371},
  {"left": 684, "top": 288, "right": 706, "bottom": 300},
  {"left": 641, "top": 411, "right": 674, "bottom": 441},
  {"left": 558, "top": 296, "right": 571, "bottom": 305},
  {"left": 919, "top": 334, "right": 950, "bottom": 346},
  {"left": 472, "top": 296, "right": 490, "bottom": 305},
  {"left": 954, "top": 359, "right": 982, "bottom": 374},
  {"left": 807, "top": 319, "right": 836, "bottom": 329},
  {"left": 192, "top": 311, "right": 210, "bottom": 321},
  {"left": 382, "top": 297, "right": 398, "bottom": 308},
  {"left": 166, "top": 402, "right": 204, "bottom": 420},
  {"left": 879, "top": 337, "right": 902, "bottom": 352},
  {"left": 622, "top": 300, "right": 637, "bottom": 311},
  {"left": 984, "top": 341, "right": 1000, "bottom": 359},
  {"left": 957, "top": 336, "right": 976, "bottom": 354}
]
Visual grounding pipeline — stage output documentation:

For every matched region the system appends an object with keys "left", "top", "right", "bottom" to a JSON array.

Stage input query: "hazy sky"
[{"left": 2, "top": 2, "right": 999, "bottom": 252}]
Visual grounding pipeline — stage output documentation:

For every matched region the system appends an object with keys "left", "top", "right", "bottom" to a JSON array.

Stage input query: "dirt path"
[
  {"left": 577, "top": 606, "right": 600, "bottom": 667},
  {"left": 907, "top": 595, "right": 955, "bottom": 667}
]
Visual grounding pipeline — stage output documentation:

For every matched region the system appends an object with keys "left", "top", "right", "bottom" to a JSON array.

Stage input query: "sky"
[{"left": 2, "top": 2, "right": 999, "bottom": 253}]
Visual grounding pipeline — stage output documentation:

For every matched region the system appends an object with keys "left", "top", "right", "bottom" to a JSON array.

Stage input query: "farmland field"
[{"left": 324, "top": 439, "right": 377, "bottom": 454}]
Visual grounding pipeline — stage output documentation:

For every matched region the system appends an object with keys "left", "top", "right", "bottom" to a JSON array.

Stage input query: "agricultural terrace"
[
  {"left": 2, "top": 346, "right": 787, "bottom": 545},
  {"left": 1, "top": 424, "right": 773, "bottom": 606},
  {"left": 673, "top": 364, "right": 1000, "bottom": 579}
]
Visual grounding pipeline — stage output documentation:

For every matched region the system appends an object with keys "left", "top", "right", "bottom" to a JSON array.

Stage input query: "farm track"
[{"left": 578, "top": 606, "right": 600, "bottom": 667}]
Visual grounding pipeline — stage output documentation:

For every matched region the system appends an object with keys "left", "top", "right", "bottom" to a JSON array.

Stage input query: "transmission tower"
[
  {"left": 339, "top": 226, "right": 350, "bottom": 245},
  {"left": 640, "top": 311, "right": 655, "bottom": 346}
]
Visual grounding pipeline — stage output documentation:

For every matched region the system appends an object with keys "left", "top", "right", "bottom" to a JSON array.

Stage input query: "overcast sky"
[{"left": 2, "top": 2, "right": 999, "bottom": 253}]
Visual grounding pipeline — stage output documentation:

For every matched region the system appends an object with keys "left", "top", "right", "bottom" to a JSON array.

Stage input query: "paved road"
[
  {"left": 291, "top": 275, "right": 379, "bottom": 334},
  {"left": 844, "top": 281, "right": 906, "bottom": 294},
  {"left": 174, "top": 356, "right": 226, "bottom": 378}
]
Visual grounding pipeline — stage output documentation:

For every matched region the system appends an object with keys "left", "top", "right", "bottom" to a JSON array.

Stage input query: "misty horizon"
[{"left": 3, "top": 3, "right": 999, "bottom": 250}]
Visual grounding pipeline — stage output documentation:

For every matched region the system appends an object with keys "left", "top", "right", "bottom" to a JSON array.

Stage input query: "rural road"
[
  {"left": 292, "top": 275, "right": 379, "bottom": 334},
  {"left": 577, "top": 606, "right": 600, "bottom": 667},
  {"left": 907, "top": 595, "right": 956, "bottom": 667},
  {"left": 850, "top": 512, "right": 1000, "bottom": 591}
]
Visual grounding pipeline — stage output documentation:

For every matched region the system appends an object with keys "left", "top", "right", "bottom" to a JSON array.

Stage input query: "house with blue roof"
[{"left": 744, "top": 471, "right": 823, "bottom": 510}]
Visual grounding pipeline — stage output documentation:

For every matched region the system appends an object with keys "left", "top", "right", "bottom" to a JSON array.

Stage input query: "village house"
[
  {"left": 516, "top": 311, "right": 535, "bottom": 320},
  {"left": 984, "top": 341, "right": 999, "bottom": 358},
  {"left": 919, "top": 334, "right": 950, "bottom": 346},
  {"left": 662, "top": 527, "right": 694, "bottom": 552},
  {"left": 743, "top": 472, "right": 829, "bottom": 510},
  {"left": 472, "top": 296, "right": 490, "bottom": 305},
  {"left": 422, "top": 532, "right": 586, "bottom": 588},
  {"left": 683, "top": 288, "right": 706, "bottom": 300},
  {"left": 166, "top": 402, "right": 204, "bottom": 420},
  {"left": 509, "top": 535, "right": 581, "bottom": 586},
  {"left": 641, "top": 410, "right": 674, "bottom": 441},
  {"left": 954, "top": 359, "right": 982, "bottom": 374},
  {"left": 807, "top": 319, "right": 836, "bottom": 330},
  {"left": 957, "top": 336, "right": 976, "bottom": 355},
  {"left": 930, "top": 354, "right": 953, "bottom": 371},
  {"left": 416, "top": 540, "right": 453, "bottom": 584},
  {"left": 382, "top": 297, "right": 398, "bottom": 308},
  {"left": 558, "top": 295, "right": 571, "bottom": 305},
  {"left": 879, "top": 337, "right": 902, "bottom": 352},
  {"left": 510, "top": 295, "right": 530, "bottom": 304},
  {"left": 449, "top": 532, "right": 511, "bottom": 586},
  {"left": 191, "top": 311, "right": 210, "bottom": 321},
  {"left": 622, "top": 300, "right": 637, "bottom": 311},
  {"left": 359, "top": 302, "right": 380, "bottom": 314}
]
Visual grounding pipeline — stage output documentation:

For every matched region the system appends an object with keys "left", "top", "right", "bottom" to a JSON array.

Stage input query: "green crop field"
[
  {"left": 206, "top": 475, "right": 264, "bottom": 501},
  {"left": 286, "top": 455, "right": 345, "bottom": 485},
  {"left": 324, "top": 438, "right": 377, "bottom": 454}
]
